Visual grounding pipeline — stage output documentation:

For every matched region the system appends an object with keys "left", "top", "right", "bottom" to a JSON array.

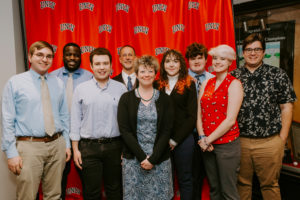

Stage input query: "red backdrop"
[{"left": 24, "top": 0, "right": 236, "bottom": 199}]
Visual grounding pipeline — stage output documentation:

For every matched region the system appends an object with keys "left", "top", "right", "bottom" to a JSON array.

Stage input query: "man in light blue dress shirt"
[
  {"left": 51, "top": 43, "right": 92, "bottom": 199},
  {"left": 1, "top": 41, "right": 71, "bottom": 200},
  {"left": 70, "top": 47, "right": 126, "bottom": 200},
  {"left": 185, "top": 42, "right": 214, "bottom": 200}
]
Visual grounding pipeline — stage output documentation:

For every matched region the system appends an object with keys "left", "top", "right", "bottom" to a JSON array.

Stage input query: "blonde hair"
[
  {"left": 134, "top": 55, "right": 159, "bottom": 74},
  {"left": 28, "top": 41, "right": 54, "bottom": 56},
  {"left": 208, "top": 45, "right": 236, "bottom": 61}
]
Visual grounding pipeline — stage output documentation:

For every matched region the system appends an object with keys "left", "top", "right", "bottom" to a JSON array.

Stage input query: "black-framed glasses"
[{"left": 244, "top": 48, "right": 263, "bottom": 53}]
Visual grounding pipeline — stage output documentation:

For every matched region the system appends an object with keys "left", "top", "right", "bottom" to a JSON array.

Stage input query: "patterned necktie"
[
  {"left": 40, "top": 76, "right": 56, "bottom": 136},
  {"left": 127, "top": 76, "right": 133, "bottom": 91},
  {"left": 195, "top": 74, "right": 204, "bottom": 94},
  {"left": 66, "top": 72, "right": 73, "bottom": 112}
]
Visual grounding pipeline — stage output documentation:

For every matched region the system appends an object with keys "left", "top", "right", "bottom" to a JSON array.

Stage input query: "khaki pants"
[
  {"left": 238, "top": 135, "right": 285, "bottom": 200},
  {"left": 16, "top": 136, "right": 66, "bottom": 200}
]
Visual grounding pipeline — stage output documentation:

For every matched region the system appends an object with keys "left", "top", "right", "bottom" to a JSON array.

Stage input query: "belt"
[
  {"left": 17, "top": 132, "right": 62, "bottom": 143},
  {"left": 81, "top": 136, "right": 121, "bottom": 144}
]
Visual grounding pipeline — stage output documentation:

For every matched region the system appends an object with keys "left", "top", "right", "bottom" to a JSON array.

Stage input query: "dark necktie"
[
  {"left": 195, "top": 74, "right": 204, "bottom": 94},
  {"left": 127, "top": 76, "right": 133, "bottom": 91}
]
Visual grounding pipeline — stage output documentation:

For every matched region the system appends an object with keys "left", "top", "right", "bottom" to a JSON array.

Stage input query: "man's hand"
[
  {"left": 73, "top": 149, "right": 82, "bottom": 170},
  {"left": 7, "top": 156, "right": 23, "bottom": 175},
  {"left": 66, "top": 148, "right": 71, "bottom": 162}
]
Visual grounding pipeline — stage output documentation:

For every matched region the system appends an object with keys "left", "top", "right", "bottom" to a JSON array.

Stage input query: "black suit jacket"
[
  {"left": 158, "top": 81, "right": 197, "bottom": 145},
  {"left": 113, "top": 73, "right": 139, "bottom": 90},
  {"left": 117, "top": 90, "right": 174, "bottom": 165}
]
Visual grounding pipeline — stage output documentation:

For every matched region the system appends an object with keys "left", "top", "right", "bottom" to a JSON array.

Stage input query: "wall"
[{"left": 0, "top": 0, "right": 25, "bottom": 199}]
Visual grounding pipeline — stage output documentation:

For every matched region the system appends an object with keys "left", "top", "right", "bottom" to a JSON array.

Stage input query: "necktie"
[
  {"left": 66, "top": 73, "right": 73, "bottom": 112},
  {"left": 195, "top": 74, "right": 204, "bottom": 94},
  {"left": 127, "top": 76, "right": 133, "bottom": 91},
  {"left": 40, "top": 76, "right": 56, "bottom": 136}
]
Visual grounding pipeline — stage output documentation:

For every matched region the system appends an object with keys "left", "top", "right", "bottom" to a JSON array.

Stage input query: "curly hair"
[
  {"left": 158, "top": 49, "right": 193, "bottom": 94},
  {"left": 185, "top": 42, "right": 208, "bottom": 59}
]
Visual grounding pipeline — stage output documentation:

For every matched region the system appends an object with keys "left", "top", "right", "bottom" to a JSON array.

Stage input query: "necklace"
[{"left": 137, "top": 88, "right": 155, "bottom": 102}]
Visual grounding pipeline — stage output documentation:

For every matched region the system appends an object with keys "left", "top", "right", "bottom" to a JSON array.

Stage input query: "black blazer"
[
  {"left": 113, "top": 73, "right": 139, "bottom": 90},
  {"left": 117, "top": 90, "right": 174, "bottom": 165},
  {"left": 158, "top": 80, "right": 197, "bottom": 145}
]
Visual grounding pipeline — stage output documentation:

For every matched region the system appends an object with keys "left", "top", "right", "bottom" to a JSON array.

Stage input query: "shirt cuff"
[
  {"left": 5, "top": 146, "right": 19, "bottom": 159},
  {"left": 69, "top": 133, "right": 81, "bottom": 141},
  {"left": 169, "top": 139, "right": 177, "bottom": 146}
]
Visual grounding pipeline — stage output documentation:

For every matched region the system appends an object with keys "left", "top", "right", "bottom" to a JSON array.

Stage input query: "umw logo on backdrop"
[
  {"left": 172, "top": 24, "right": 185, "bottom": 34},
  {"left": 60, "top": 23, "right": 75, "bottom": 32},
  {"left": 40, "top": 1, "right": 56, "bottom": 9},
  {"left": 81, "top": 46, "right": 95, "bottom": 54},
  {"left": 205, "top": 23, "right": 220, "bottom": 31},
  {"left": 116, "top": 3, "right": 130, "bottom": 13},
  {"left": 152, "top": 4, "right": 167, "bottom": 12},
  {"left": 99, "top": 24, "right": 112, "bottom": 33},
  {"left": 155, "top": 47, "right": 170, "bottom": 56},
  {"left": 134, "top": 26, "right": 149, "bottom": 35},
  {"left": 79, "top": 2, "right": 94, "bottom": 11},
  {"left": 188, "top": 1, "right": 199, "bottom": 10}
]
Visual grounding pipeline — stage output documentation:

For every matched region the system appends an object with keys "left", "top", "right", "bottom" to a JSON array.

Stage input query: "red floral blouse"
[{"left": 200, "top": 74, "right": 239, "bottom": 144}]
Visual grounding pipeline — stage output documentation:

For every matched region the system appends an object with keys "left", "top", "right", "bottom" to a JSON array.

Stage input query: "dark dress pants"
[
  {"left": 79, "top": 139, "right": 122, "bottom": 200},
  {"left": 192, "top": 131, "right": 206, "bottom": 200},
  {"left": 172, "top": 134, "right": 195, "bottom": 200}
]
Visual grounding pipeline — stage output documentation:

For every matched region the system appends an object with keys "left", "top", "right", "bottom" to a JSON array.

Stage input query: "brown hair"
[
  {"left": 133, "top": 55, "right": 159, "bottom": 75},
  {"left": 90, "top": 47, "right": 112, "bottom": 64},
  {"left": 242, "top": 33, "right": 266, "bottom": 51},
  {"left": 158, "top": 49, "right": 193, "bottom": 94},
  {"left": 185, "top": 42, "right": 208, "bottom": 59},
  {"left": 28, "top": 41, "right": 54, "bottom": 56}
]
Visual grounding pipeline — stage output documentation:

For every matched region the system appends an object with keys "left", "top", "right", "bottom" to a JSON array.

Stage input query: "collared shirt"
[
  {"left": 188, "top": 69, "right": 214, "bottom": 97},
  {"left": 231, "top": 63, "right": 296, "bottom": 138},
  {"left": 165, "top": 74, "right": 179, "bottom": 95},
  {"left": 121, "top": 70, "right": 136, "bottom": 89},
  {"left": 51, "top": 67, "right": 93, "bottom": 91},
  {"left": 70, "top": 78, "right": 127, "bottom": 141},
  {"left": 1, "top": 69, "right": 70, "bottom": 158}
]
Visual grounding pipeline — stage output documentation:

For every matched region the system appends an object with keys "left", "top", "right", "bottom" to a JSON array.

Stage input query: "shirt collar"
[
  {"left": 30, "top": 68, "right": 49, "bottom": 80},
  {"left": 62, "top": 67, "right": 82, "bottom": 75},
  {"left": 92, "top": 77, "right": 111, "bottom": 89},
  {"left": 188, "top": 68, "right": 206, "bottom": 78}
]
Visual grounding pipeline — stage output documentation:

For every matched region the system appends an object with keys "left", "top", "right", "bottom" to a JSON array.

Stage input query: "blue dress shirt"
[
  {"left": 188, "top": 69, "right": 214, "bottom": 98},
  {"left": 51, "top": 67, "right": 93, "bottom": 91},
  {"left": 70, "top": 78, "right": 127, "bottom": 141},
  {"left": 1, "top": 69, "right": 70, "bottom": 158}
]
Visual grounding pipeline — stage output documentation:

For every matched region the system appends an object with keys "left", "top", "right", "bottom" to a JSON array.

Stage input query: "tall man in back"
[
  {"left": 231, "top": 33, "right": 296, "bottom": 200},
  {"left": 70, "top": 48, "right": 126, "bottom": 200},
  {"left": 51, "top": 42, "right": 92, "bottom": 199},
  {"left": 1, "top": 41, "right": 71, "bottom": 200},
  {"left": 185, "top": 42, "right": 214, "bottom": 200},
  {"left": 113, "top": 45, "right": 138, "bottom": 90}
]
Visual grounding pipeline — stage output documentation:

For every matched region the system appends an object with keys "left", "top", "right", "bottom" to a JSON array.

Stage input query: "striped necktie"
[{"left": 127, "top": 76, "right": 133, "bottom": 91}]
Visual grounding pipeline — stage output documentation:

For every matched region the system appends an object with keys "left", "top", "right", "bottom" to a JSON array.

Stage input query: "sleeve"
[
  {"left": 276, "top": 70, "right": 297, "bottom": 104},
  {"left": 1, "top": 80, "right": 19, "bottom": 158},
  {"left": 58, "top": 81, "right": 71, "bottom": 148},
  {"left": 117, "top": 93, "right": 147, "bottom": 162},
  {"left": 172, "top": 82, "right": 197, "bottom": 144},
  {"left": 69, "top": 87, "right": 82, "bottom": 141},
  {"left": 148, "top": 95, "right": 174, "bottom": 165}
]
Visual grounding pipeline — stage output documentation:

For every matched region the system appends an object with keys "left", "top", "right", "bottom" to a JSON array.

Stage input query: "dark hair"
[
  {"left": 158, "top": 49, "right": 192, "bottom": 94},
  {"left": 89, "top": 48, "right": 112, "bottom": 64},
  {"left": 29, "top": 41, "right": 54, "bottom": 56},
  {"left": 242, "top": 33, "right": 266, "bottom": 51},
  {"left": 185, "top": 42, "right": 208, "bottom": 59},
  {"left": 119, "top": 45, "right": 136, "bottom": 56},
  {"left": 63, "top": 43, "right": 81, "bottom": 55}
]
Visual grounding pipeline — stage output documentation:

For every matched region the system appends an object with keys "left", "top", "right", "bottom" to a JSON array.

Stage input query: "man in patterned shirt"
[{"left": 231, "top": 33, "right": 296, "bottom": 200}]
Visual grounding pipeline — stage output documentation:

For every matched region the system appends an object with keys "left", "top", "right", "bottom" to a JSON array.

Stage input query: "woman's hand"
[
  {"left": 198, "top": 137, "right": 214, "bottom": 152},
  {"left": 141, "top": 157, "right": 153, "bottom": 170}
]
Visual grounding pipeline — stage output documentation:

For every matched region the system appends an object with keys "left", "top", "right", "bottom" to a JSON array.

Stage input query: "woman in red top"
[{"left": 197, "top": 45, "right": 243, "bottom": 200}]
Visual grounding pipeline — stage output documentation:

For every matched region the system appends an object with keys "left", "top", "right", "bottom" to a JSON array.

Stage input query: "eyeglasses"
[
  {"left": 33, "top": 53, "right": 54, "bottom": 60},
  {"left": 244, "top": 48, "right": 263, "bottom": 53}
]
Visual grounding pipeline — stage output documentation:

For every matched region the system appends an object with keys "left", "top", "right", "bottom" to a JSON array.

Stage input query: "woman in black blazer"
[
  {"left": 157, "top": 49, "right": 197, "bottom": 200},
  {"left": 118, "top": 55, "right": 174, "bottom": 200}
]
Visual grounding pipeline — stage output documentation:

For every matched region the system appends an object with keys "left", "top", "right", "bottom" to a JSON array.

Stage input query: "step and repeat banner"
[
  {"left": 24, "top": 0, "right": 236, "bottom": 199},
  {"left": 24, "top": 0, "right": 236, "bottom": 75}
]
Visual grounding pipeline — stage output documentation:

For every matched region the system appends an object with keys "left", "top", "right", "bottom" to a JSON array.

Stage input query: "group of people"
[{"left": 1, "top": 32, "right": 296, "bottom": 200}]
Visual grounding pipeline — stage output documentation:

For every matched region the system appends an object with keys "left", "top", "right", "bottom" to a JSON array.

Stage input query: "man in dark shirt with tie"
[
  {"left": 186, "top": 42, "right": 214, "bottom": 200},
  {"left": 113, "top": 45, "right": 138, "bottom": 90}
]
